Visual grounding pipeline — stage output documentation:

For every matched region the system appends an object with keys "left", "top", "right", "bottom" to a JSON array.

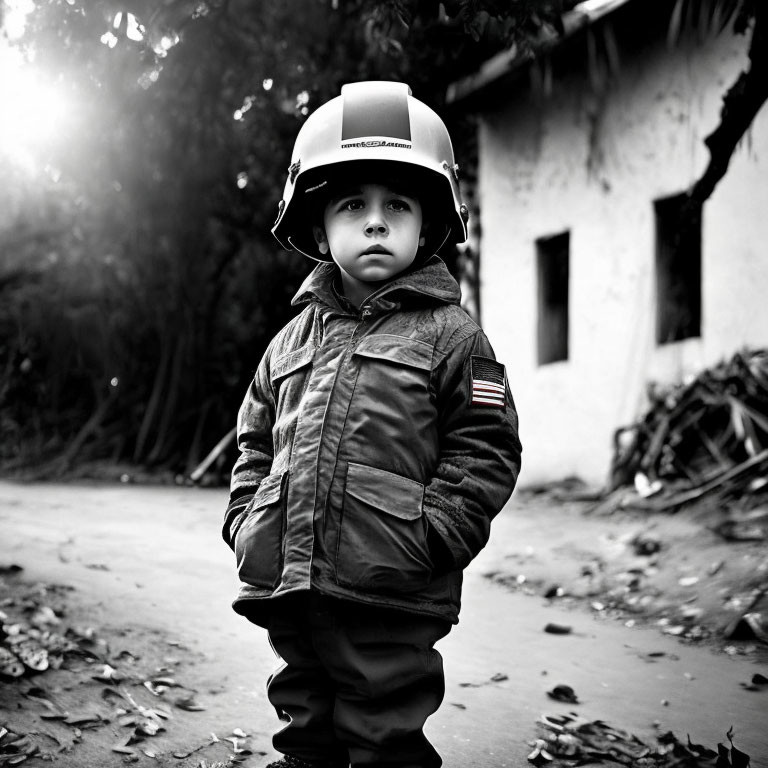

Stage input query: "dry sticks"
[{"left": 608, "top": 348, "right": 768, "bottom": 512}]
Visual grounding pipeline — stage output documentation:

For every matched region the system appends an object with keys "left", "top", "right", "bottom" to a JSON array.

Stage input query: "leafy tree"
[
  {"left": 0, "top": 0, "right": 570, "bottom": 477},
  {"left": 23, "top": 0, "right": 760, "bottom": 478},
  {"left": 670, "top": 0, "right": 768, "bottom": 206}
]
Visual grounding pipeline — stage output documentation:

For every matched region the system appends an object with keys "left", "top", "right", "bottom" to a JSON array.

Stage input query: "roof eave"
[{"left": 446, "top": 0, "right": 634, "bottom": 107}]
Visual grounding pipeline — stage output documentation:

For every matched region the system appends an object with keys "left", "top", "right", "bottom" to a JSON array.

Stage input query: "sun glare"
[
  {"left": 2, "top": 0, "right": 34, "bottom": 41},
  {"left": 0, "top": 0, "right": 80, "bottom": 170},
  {"left": 0, "top": 41, "right": 73, "bottom": 169}
]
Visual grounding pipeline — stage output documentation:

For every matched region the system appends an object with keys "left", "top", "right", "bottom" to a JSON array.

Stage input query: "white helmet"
[{"left": 271, "top": 81, "right": 469, "bottom": 261}]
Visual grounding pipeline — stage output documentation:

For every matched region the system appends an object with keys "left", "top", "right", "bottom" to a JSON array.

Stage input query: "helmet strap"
[{"left": 288, "top": 235, "right": 333, "bottom": 262}]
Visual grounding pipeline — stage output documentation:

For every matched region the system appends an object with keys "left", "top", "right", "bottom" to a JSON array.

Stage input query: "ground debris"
[
  {"left": 1, "top": 569, "right": 252, "bottom": 765},
  {"left": 724, "top": 611, "right": 768, "bottom": 644},
  {"left": 606, "top": 348, "right": 768, "bottom": 513},
  {"left": 532, "top": 714, "right": 751, "bottom": 766},
  {"left": 0, "top": 578, "right": 103, "bottom": 680},
  {"left": 458, "top": 672, "right": 509, "bottom": 688},
  {"left": 547, "top": 684, "right": 579, "bottom": 704},
  {"left": 0, "top": 726, "right": 39, "bottom": 765},
  {"left": 544, "top": 623, "right": 573, "bottom": 635}
]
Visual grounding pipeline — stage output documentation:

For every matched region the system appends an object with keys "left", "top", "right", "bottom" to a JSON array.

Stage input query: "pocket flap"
[
  {"left": 271, "top": 344, "right": 314, "bottom": 383},
  {"left": 345, "top": 463, "right": 424, "bottom": 520},
  {"left": 353, "top": 335, "right": 433, "bottom": 371},
  {"left": 253, "top": 471, "right": 285, "bottom": 509}
]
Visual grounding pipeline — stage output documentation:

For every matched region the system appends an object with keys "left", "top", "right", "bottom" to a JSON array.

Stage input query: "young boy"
[{"left": 223, "top": 81, "right": 522, "bottom": 768}]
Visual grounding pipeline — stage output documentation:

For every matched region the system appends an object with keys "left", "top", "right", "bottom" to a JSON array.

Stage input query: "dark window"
[
  {"left": 536, "top": 231, "right": 570, "bottom": 365},
  {"left": 655, "top": 193, "right": 702, "bottom": 344}
]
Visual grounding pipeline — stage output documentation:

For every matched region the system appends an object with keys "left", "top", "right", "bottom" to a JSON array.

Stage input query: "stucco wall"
[{"left": 477, "top": 25, "right": 768, "bottom": 487}]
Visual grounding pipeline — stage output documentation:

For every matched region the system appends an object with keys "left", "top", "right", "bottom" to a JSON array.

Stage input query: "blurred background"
[
  {"left": 0, "top": 0, "right": 521, "bottom": 481},
  {"left": 1, "top": 0, "right": 765, "bottom": 490}
]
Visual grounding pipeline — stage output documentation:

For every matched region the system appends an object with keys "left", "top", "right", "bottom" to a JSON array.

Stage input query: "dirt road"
[{"left": 1, "top": 480, "right": 766, "bottom": 767}]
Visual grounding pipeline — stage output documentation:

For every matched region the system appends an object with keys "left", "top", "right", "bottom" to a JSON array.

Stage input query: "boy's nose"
[{"left": 365, "top": 213, "right": 388, "bottom": 236}]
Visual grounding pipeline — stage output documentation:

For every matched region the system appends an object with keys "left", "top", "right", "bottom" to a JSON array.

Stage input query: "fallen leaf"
[
  {"left": 725, "top": 613, "right": 768, "bottom": 643},
  {"left": 547, "top": 684, "right": 579, "bottom": 704},
  {"left": 0, "top": 647, "right": 25, "bottom": 678},
  {"left": 136, "top": 720, "right": 162, "bottom": 737},
  {"left": 150, "top": 676, "right": 180, "bottom": 686},
  {"left": 30, "top": 606, "right": 60, "bottom": 627},
  {"left": 112, "top": 745, "right": 137, "bottom": 756},
  {"left": 64, "top": 712, "right": 103, "bottom": 726},
  {"left": 13, "top": 642, "right": 49, "bottom": 672},
  {"left": 686, "top": 735, "right": 718, "bottom": 759},
  {"left": 102, "top": 687, "right": 129, "bottom": 703},
  {"left": 527, "top": 738, "right": 553, "bottom": 765},
  {"left": 543, "top": 623, "right": 572, "bottom": 635},
  {"left": 714, "top": 520, "right": 766, "bottom": 542},
  {"left": 23, "top": 691, "right": 68, "bottom": 719},
  {"left": 92, "top": 664, "right": 122, "bottom": 682},
  {"left": 118, "top": 714, "right": 139, "bottom": 727},
  {"left": 174, "top": 695, "right": 205, "bottom": 711}
]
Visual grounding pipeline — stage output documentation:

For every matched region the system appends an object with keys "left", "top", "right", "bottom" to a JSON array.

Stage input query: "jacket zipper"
[{"left": 313, "top": 308, "right": 370, "bottom": 580}]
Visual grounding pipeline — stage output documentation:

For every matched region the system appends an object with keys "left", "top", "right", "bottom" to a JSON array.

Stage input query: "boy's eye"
[
  {"left": 388, "top": 199, "right": 411, "bottom": 212},
  {"left": 340, "top": 199, "right": 364, "bottom": 212}
]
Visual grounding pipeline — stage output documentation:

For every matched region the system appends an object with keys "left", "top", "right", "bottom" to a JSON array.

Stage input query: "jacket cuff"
[
  {"left": 423, "top": 492, "right": 479, "bottom": 571},
  {"left": 426, "top": 520, "right": 455, "bottom": 573},
  {"left": 222, "top": 495, "right": 252, "bottom": 549}
]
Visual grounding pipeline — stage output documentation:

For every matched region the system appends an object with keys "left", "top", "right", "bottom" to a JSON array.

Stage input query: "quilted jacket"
[{"left": 223, "top": 256, "right": 521, "bottom": 625}]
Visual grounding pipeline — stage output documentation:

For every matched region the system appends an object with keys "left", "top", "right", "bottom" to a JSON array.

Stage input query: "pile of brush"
[{"left": 608, "top": 348, "right": 768, "bottom": 511}]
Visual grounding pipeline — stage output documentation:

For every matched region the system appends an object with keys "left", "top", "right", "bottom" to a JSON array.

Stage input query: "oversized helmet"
[{"left": 271, "top": 80, "right": 469, "bottom": 261}]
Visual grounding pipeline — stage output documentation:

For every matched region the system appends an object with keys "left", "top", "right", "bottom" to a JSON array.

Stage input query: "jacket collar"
[{"left": 291, "top": 256, "right": 461, "bottom": 313}]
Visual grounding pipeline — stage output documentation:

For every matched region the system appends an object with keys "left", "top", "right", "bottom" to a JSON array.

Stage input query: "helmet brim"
[{"left": 274, "top": 159, "right": 463, "bottom": 260}]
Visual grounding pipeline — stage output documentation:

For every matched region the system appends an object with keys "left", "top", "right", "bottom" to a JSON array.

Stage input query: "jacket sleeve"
[
  {"left": 222, "top": 347, "right": 276, "bottom": 549},
  {"left": 423, "top": 328, "right": 522, "bottom": 571}
]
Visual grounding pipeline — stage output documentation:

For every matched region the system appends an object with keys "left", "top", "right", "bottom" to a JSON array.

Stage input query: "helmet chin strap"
[
  {"left": 425, "top": 225, "right": 451, "bottom": 256},
  {"left": 287, "top": 235, "right": 333, "bottom": 262}
]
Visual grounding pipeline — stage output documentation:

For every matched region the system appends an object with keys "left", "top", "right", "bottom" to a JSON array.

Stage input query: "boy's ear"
[
  {"left": 419, "top": 221, "right": 430, "bottom": 248},
  {"left": 313, "top": 226, "right": 329, "bottom": 255}
]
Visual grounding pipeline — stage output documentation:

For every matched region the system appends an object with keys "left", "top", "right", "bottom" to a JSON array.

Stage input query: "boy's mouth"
[{"left": 361, "top": 246, "right": 392, "bottom": 256}]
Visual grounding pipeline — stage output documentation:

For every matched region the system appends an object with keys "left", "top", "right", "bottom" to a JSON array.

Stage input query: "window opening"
[
  {"left": 536, "top": 231, "right": 570, "bottom": 365},
  {"left": 655, "top": 193, "right": 702, "bottom": 344}
]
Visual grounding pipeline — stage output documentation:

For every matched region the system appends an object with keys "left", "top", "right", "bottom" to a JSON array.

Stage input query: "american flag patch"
[{"left": 470, "top": 356, "right": 506, "bottom": 408}]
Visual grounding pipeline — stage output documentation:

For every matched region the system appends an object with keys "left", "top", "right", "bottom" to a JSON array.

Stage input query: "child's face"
[{"left": 313, "top": 181, "right": 423, "bottom": 297}]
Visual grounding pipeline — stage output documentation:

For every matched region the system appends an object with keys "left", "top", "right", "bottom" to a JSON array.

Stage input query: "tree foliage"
[
  {"left": 1, "top": 0, "right": 762, "bottom": 479},
  {"left": 0, "top": 0, "right": 565, "bottom": 478}
]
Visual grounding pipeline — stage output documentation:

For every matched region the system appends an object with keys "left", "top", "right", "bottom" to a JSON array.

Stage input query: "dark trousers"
[{"left": 266, "top": 593, "right": 451, "bottom": 768}]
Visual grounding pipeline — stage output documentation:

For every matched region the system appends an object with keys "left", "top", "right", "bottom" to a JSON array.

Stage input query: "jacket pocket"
[
  {"left": 353, "top": 334, "right": 433, "bottom": 371},
  {"left": 271, "top": 343, "right": 314, "bottom": 384},
  {"left": 336, "top": 462, "right": 432, "bottom": 593},
  {"left": 270, "top": 343, "right": 314, "bottom": 408},
  {"left": 234, "top": 470, "right": 286, "bottom": 589}
]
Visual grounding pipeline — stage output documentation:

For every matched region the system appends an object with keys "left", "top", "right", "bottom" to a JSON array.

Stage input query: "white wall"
[{"left": 478, "top": 27, "right": 768, "bottom": 487}]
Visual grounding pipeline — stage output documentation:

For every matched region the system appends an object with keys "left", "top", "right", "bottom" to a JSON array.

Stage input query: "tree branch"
[{"left": 689, "top": 4, "right": 768, "bottom": 203}]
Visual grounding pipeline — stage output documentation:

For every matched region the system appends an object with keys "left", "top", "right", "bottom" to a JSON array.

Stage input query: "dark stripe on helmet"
[{"left": 341, "top": 87, "right": 411, "bottom": 142}]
